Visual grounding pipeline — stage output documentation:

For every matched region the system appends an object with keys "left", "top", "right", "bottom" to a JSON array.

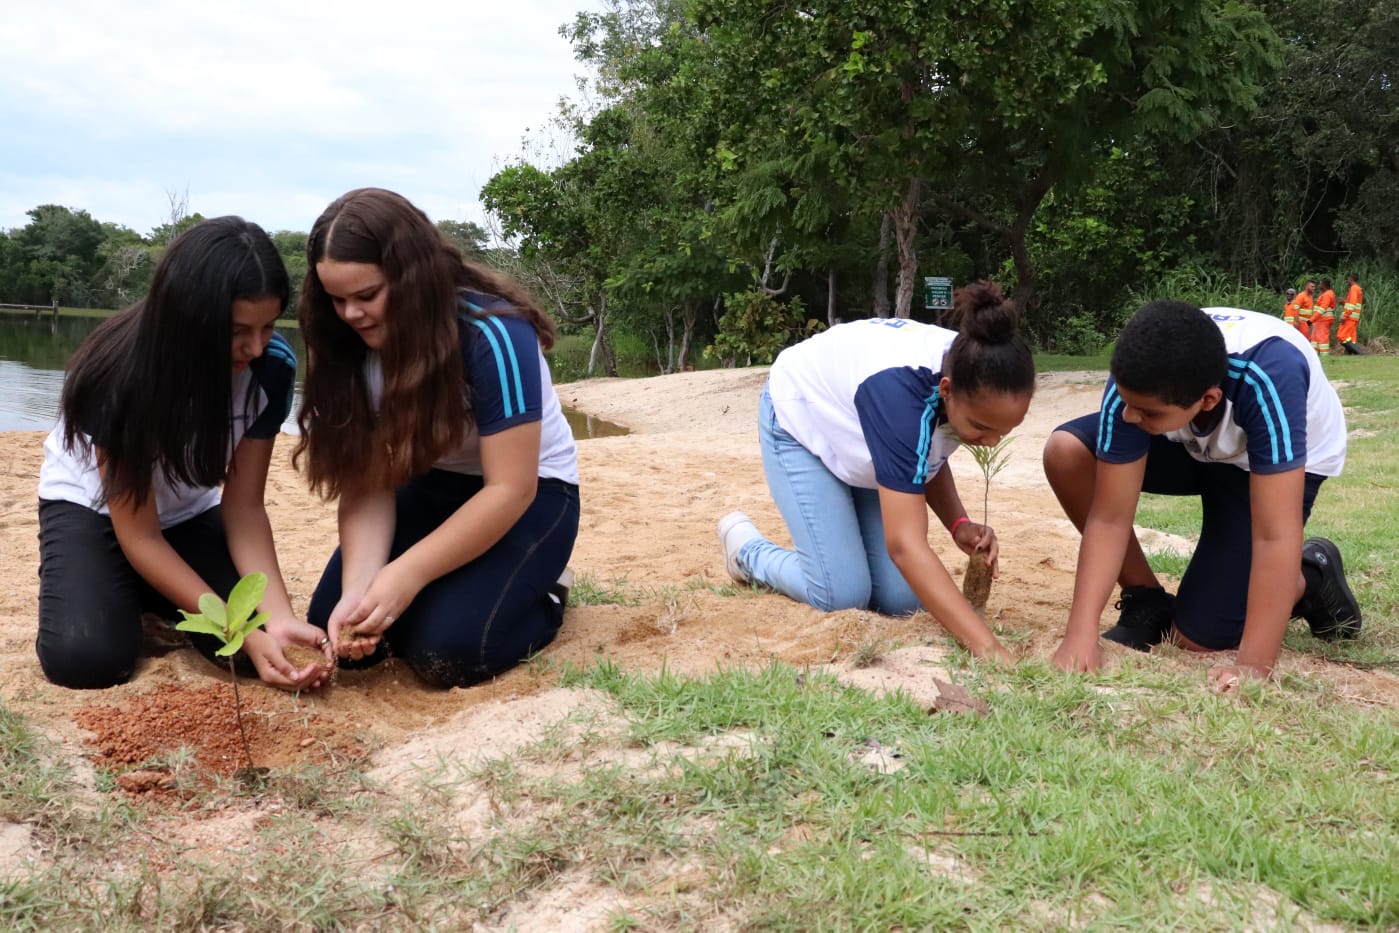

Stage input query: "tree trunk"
[
  {"left": 892, "top": 177, "right": 921, "bottom": 319},
  {"left": 827, "top": 269, "right": 839, "bottom": 326},
  {"left": 1007, "top": 167, "right": 1055, "bottom": 312},
  {"left": 1007, "top": 225, "right": 1037, "bottom": 313},
  {"left": 587, "top": 293, "right": 611, "bottom": 375},
  {"left": 679, "top": 300, "right": 697, "bottom": 370},
  {"left": 873, "top": 212, "right": 892, "bottom": 318}
]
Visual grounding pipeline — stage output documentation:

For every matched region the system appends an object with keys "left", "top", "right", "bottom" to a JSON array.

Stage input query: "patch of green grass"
[
  {"left": 1033, "top": 352, "right": 1112, "bottom": 373},
  {"left": 1144, "top": 548, "right": 1191, "bottom": 578},
  {"left": 1134, "top": 494, "right": 1203, "bottom": 539},
  {"left": 683, "top": 574, "right": 745, "bottom": 598},
  {"left": 466, "top": 660, "right": 1399, "bottom": 928},
  {"left": 569, "top": 573, "right": 643, "bottom": 607}
]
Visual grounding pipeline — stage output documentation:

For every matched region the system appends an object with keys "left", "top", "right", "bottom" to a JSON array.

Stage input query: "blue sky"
[{"left": 0, "top": 0, "right": 601, "bottom": 237}]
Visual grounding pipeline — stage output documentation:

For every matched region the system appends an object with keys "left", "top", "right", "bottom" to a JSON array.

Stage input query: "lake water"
[{"left": 0, "top": 313, "right": 628, "bottom": 438}]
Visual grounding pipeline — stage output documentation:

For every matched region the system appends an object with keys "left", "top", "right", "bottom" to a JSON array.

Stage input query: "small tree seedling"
[
  {"left": 962, "top": 437, "right": 1014, "bottom": 614},
  {"left": 175, "top": 572, "right": 269, "bottom": 772}
]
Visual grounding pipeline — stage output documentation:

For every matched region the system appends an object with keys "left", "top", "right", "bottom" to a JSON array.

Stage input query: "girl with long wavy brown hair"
[{"left": 295, "top": 188, "right": 578, "bottom": 688}]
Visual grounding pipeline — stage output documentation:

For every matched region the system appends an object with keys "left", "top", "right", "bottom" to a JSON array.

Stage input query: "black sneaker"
[
  {"left": 1295, "top": 538, "right": 1361, "bottom": 640},
  {"left": 1102, "top": 586, "right": 1175, "bottom": 651}
]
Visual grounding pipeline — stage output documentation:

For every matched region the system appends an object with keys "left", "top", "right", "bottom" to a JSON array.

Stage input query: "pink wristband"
[{"left": 949, "top": 515, "right": 971, "bottom": 536}]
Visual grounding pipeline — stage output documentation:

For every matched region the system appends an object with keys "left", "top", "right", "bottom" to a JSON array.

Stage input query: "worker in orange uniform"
[
  {"left": 1312, "top": 278, "right": 1337, "bottom": 354},
  {"left": 1337, "top": 273, "right": 1363, "bottom": 350},
  {"left": 1282, "top": 287, "right": 1300, "bottom": 330},
  {"left": 1293, "top": 280, "right": 1315, "bottom": 339}
]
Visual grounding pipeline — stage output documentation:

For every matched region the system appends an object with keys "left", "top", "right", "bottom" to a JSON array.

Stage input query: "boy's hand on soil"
[
  {"left": 1208, "top": 663, "right": 1270, "bottom": 695},
  {"left": 1052, "top": 633, "right": 1100, "bottom": 673},
  {"left": 983, "top": 642, "right": 1015, "bottom": 667},
  {"left": 953, "top": 522, "right": 1000, "bottom": 577}
]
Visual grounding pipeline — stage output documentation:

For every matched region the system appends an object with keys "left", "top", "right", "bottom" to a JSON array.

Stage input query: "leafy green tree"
[
  {"left": 95, "top": 223, "right": 156, "bottom": 307},
  {"left": 12, "top": 205, "right": 108, "bottom": 306},
  {"left": 1174, "top": 0, "right": 1396, "bottom": 279},
  {"left": 270, "top": 230, "right": 308, "bottom": 314},
  {"left": 436, "top": 219, "right": 489, "bottom": 261},
  {"left": 688, "top": 0, "right": 1279, "bottom": 323}
]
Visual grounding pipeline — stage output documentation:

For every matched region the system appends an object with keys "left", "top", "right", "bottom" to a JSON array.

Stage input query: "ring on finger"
[
  {"left": 317, "top": 635, "right": 330, "bottom": 648},
  {"left": 384, "top": 615, "right": 395, "bottom": 624}
]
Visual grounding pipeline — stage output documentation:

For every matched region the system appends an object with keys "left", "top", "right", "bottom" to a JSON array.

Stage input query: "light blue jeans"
[{"left": 738, "top": 386, "right": 921, "bottom": 615}]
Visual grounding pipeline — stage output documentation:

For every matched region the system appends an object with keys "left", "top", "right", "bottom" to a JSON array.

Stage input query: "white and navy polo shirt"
[
  {"left": 37, "top": 331, "right": 297, "bottom": 527},
  {"left": 767, "top": 317, "right": 960, "bottom": 492},
  {"left": 1095, "top": 307, "right": 1346, "bottom": 476},
  {"left": 363, "top": 292, "right": 578, "bottom": 485}
]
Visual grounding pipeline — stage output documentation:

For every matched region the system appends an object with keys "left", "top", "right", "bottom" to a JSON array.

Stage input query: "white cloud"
[{"left": 0, "top": 0, "right": 601, "bottom": 235}]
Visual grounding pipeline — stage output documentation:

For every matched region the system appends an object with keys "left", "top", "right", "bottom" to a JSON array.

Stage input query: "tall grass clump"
[
  {"left": 1123, "top": 267, "right": 1281, "bottom": 321},
  {"left": 1124, "top": 262, "right": 1399, "bottom": 344}
]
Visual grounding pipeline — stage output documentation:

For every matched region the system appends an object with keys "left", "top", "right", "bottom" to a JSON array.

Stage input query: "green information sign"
[{"left": 924, "top": 276, "right": 953, "bottom": 311}]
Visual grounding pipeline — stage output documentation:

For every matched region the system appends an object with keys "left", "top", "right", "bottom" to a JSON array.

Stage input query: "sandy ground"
[{"left": 1, "top": 366, "right": 1395, "bottom": 782}]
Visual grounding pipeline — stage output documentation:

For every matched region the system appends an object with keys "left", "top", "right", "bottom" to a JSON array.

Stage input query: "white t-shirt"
[
  {"left": 37, "top": 332, "right": 297, "bottom": 527},
  {"left": 767, "top": 318, "right": 961, "bottom": 491}
]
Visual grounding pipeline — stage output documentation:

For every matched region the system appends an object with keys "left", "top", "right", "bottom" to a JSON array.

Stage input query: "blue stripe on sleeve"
[
  {"left": 911, "top": 388, "right": 941, "bottom": 485},
  {"left": 261, "top": 333, "right": 295, "bottom": 367},
  {"left": 1228, "top": 359, "right": 1293, "bottom": 463},
  {"left": 470, "top": 318, "right": 516, "bottom": 418},
  {"left": 487, "top": 317, "right": 527, "bottom": 415},
  {"left": 1098, "top": 387, "right": 1122, "bottom": 454}
]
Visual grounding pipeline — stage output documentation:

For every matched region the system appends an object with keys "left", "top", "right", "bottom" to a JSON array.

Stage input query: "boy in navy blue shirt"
[{"left": 1043, "top": 301, "right": 1361, "bottom": 692}]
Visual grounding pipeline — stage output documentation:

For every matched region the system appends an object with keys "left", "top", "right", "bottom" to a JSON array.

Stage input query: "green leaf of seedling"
[
  {"left": 218, "top": 629, "right": 249, "bottom": 657},
  {"left": 231, "top": 611, "right": 270, "bottom": 642},
  {"left": 197, "top": 593, "right": 228, "bottom": 631},
  {"left": 226, "top": 572, "right": 268, "bottom": 626},
  {"left": 174, "top": 611, "right": 227, "bottom": 640}
]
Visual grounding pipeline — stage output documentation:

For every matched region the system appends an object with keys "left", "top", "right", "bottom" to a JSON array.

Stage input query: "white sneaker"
[{"left": 717, "top": 511, "right": 762, "bottom": 583}]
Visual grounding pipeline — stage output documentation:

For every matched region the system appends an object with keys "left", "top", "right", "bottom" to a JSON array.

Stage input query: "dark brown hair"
[
  {"left": 63, "top": 216, "right": 289, "bottom": 507},
  {"left": 295, "top": 188, "right": 554, "bottom": 498},
  {"left": 943, "top": 280, "right": 1035, "bottom": 397}
]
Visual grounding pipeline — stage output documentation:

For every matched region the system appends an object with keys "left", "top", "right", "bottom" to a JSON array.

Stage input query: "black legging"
[
  {"left": 308, "top": 470, "right": 579, "bottom": 689},
  {"left": 36, "top": 501, "right": 252, "bottom": 689},
  {"left": 1056, "top": 414, "right": 1325, "bottom": 649}
]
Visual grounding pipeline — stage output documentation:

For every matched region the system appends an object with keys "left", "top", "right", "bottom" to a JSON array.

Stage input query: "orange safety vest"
[
  {"left": 1296, "top": 292, "right": 1314, "bottom": 318},
  {"left": 1283, "top": 297, "right": 1300, "bottom": 325},
  {"left": 1315, "top": 289, "right": 1337, "bottom": 320},
  {"left": 1344, "top": 283, "right": 1364, "bottom": 320}
]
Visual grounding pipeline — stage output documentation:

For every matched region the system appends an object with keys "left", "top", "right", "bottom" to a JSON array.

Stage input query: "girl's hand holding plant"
[{"left": 951, "top": 520, "right": 999, "bottom": 576}]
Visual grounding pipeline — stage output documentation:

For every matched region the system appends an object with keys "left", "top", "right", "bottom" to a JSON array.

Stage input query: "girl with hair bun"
[
  {"left": 36, "top": 216, "right": 331, "bottom": 691},
  {"left": 718, "top": 281, "right": 1034, "bottom": 662}
]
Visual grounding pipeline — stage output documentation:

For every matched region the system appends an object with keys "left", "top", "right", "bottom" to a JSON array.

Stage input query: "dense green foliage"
[
  {"left": 484, "top": 0, "right": 1395, "bottom": 364},
  {"left": 0, "top": 207, "right": 485, "bottom": 316}
]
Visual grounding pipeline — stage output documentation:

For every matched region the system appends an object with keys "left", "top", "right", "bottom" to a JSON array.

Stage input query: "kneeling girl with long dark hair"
[{"left": 37, "top": 217, "right": 331, "bottom": 690}]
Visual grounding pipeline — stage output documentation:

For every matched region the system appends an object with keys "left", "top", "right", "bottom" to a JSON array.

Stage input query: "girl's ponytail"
[{"left": 943, "top": 280, "right": 1035, "bottom": 396}]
